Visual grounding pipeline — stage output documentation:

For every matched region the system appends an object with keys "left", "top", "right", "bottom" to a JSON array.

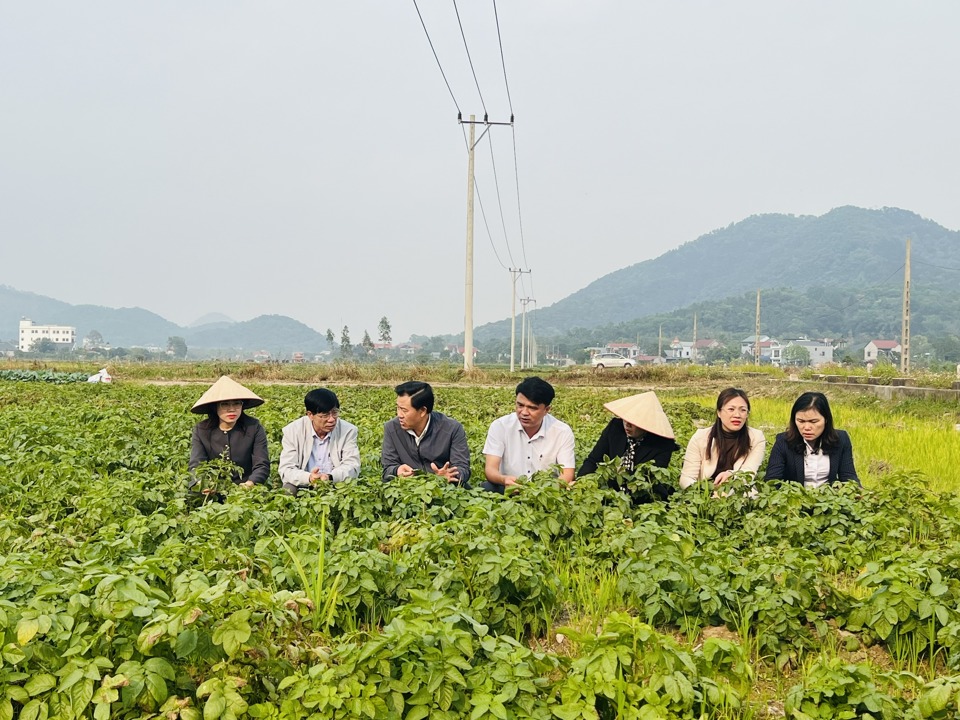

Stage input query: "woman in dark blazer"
[
  {"left": 189, "top": 375, "right": 269, "bottom": 489},
  {"left": 764, "top": 392, "right": 859, "bottom": 487},
  {"left": 578, "top": 391, "right": 680, "bottom": 502}
]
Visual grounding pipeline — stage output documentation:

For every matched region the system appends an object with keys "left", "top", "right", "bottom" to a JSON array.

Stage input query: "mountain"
[
  {"left": 474, "top": 206, "right": 960, "bottom": 341},
  {"left": 0, "top": 286, "right": 326, "bottom": 353},
  {"left": 189, "top": 312, "right": 234, "bottom": 327},
  {"left": 0, "top": 285, "right": 182, "bottom": 347},
  {"left": 183, "top": 315, "right": 327, "bottom": 353}
]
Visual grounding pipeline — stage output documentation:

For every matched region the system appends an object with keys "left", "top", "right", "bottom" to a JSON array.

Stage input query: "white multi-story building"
[{"left": 18, "top": 318, "right": 76, "bottom": 353}]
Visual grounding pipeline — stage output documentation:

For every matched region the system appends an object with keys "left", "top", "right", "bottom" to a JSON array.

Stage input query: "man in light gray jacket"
[{"left": 279, "top": 388, "right": 361, "bottom": 495}]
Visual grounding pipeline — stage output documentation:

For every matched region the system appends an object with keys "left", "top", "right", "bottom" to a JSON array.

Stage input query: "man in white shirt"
[
  {"left": 481, "top": 377, "right": 575, "bottom": 493},
  {"left": 279, "top": 388, "right": 361, "bottom": 495}
]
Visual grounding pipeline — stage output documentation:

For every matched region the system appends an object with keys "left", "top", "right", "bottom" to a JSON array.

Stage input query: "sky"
[{"left": 2, "top": 1, "right": 959, "bottom": 343}]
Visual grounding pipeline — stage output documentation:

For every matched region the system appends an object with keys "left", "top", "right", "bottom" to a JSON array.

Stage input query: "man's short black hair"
[
  {"left": 515, "top": 376, "right": 555, "bottom": 407},
  {"left": 395, "top": 381, "right": 434, "bottom": 413},
  {"left": 305, "top": 388, "right": 340, "bottom": 414}
]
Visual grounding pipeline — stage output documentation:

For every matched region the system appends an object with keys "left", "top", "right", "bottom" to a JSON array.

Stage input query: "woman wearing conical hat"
[
  {"left": 578, "top": 391, "right": 680, "bottom": 501},
  {"left": 188, "top": 376, "right": 270, "bottom": 489}
]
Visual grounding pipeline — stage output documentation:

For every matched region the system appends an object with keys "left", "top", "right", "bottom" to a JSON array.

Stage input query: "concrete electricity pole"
[
  {"left": 460, "top": 113, "right": 514, "bottom": 371},
  {"left": 754, "top": 290, "right": 762, "bottom": 365},
  {"left": 509, "top": 268, "right": 530, "bottom": 372},
  {"left": 901, "top": 238, "right": 911, "bottom": 374},
  {"left": 520, "top": 297, "right": 534, "bottom": 369},
  {"left": 462, "top": 116, "right": 476, "bottom": 371}
]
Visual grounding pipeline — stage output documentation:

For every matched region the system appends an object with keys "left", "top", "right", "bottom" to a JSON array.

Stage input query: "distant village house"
[
  {"left": 18, "top": 318, "right": 76, "bottom": 353},
  {"left": 863, "top": 340, "right": 901, "bottom": 363}
]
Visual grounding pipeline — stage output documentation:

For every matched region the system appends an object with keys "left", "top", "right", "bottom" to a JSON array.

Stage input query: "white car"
[{"left": 591, "top": 352, "right": 634, "bottom": 369}]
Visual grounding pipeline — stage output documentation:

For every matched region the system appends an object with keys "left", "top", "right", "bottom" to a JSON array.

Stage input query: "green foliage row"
[
  {"left": 3, "top": 381, "right": 960, "bottom": 718},
  {"left": 0, "top": 369, "right": 89, "bottom": 384}
]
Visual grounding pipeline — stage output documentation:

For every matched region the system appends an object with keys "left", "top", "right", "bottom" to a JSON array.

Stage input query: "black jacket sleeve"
[
  {"left": 833, "top": 430, "right": 859, "bottom": 485},
  {"left": 578, "top": 420, "right": 618, "bottom": 477},
  {"left": 763, "top": 433, "right": 795, "bottom": 483}
]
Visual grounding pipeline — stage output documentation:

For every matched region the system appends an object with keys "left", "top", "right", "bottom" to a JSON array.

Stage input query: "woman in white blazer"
[{"left": 679, "top": 387, "right": 765, "bottom": 490}]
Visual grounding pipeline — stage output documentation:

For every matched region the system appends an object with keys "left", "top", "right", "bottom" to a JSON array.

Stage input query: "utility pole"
[
  {"left": 658, "top": 324, "right": 663, "bottom": 358},
  {"left": 460, "top": 113, "right": 514, "bottom": 371},
  {"left": 692, "top": 313, "right": 698, "bottom": 364},
  {"left": 901, "top": 238, "right": 911, "bottom": 374},
  {"left": 754, "top": 289, "right": 762, "bottom": 365},
  {"left": 462, "top": 115, "right": 476, "bottom": 371},
  {"left": 520, "top": 297, "right": 534, "bottom": 369},
  {"left": 508, "top": 268, "right": 530, "bottom": 372}
]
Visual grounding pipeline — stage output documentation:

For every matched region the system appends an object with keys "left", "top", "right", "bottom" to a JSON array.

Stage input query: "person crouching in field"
[
  {"left": 578, "top": 391, "right": 680, "bottom": 502},
  {"left": 381, "top": 381, "right": 471, "bottom": 487},
  {"left": 279, "top": 388, "right": 361, "bottom": 496},
  {"left": 189, "top": 376, "right": 269, "bottom": 490},
  {"left": 482, "top": 377, "right": 576, "bottom": 493},
  {"left": 679, "top": 387, "right": 765, "bottom": 492},
  {"left": 764, "top": 391, "right": 859, "bottom": 488}
]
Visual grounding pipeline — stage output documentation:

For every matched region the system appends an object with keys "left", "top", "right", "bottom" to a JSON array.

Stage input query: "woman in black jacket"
[
  {"left": 189, "top": 375, "right": 269, "bottom": 489},
  {"left": 764, "top": 392, "right": 859, "bottom": 487},
  {"left": 578, "top": 391, "right": 680, "bottom": 501}
]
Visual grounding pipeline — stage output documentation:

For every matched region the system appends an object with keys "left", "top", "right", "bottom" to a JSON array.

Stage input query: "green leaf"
[
  {"left": 145, "top": 671, "right": 168, "bottom": 705},
  {"left": 144, "top": 657, "right": 176, "bottom": 680},
  {"left": 57, "top": 667, "right": 84, "bottom": 692},
  {"left": 552, "top": 704, "right": 586, "bottom": 720},
  {"left": 935, "top": 604, "right": 951, "bottom": 626},
  {"left": 2, "top": 645, "right": 26, "bottom": 665},
  {"left": 404, "top": 706, "right": 429, "bottom": 720},
  {"left": 918, "top": 683, "right": 951, "bottom": 714},
  {"left": 212, "top": 611, "right": 251, "bottom": 658},
  {"left": 71, "top": 679, "right": 94, "bottom": 718},
  {"left": 176, "top": 628, "right": 199, "bottom": 658},
  {"left": 25, "top": 674, "right": 56, "bottom": 696},
  {"left": 16, "top": 619, "right": 39, "bottom": 646},
  {"left": 872, "top": 617, "right": 892, "bottom": 640},
  {"left": 19, "top": 699, "right": 45, "bottom": 720},
  {"left": 204, "top": 690, "right": 226, "bottom": 720}
]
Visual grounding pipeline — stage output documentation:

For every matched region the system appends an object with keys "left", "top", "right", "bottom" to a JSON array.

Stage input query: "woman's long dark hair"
[
  {"left": 784, "top": 392, "right": 838, "bottom": 454},
  {"left": 706, "top": 387, "right": 752, "bottom": 479}
]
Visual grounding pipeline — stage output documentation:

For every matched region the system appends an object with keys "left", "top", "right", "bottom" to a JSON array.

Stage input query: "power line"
[
  {"left": 510, "top": 124, "right": 531, "bottom": 297},
  {"left": 835, "top": 263, "right": 905, "bottom": 314},
  {"left": 915, "top": 259, "right": 960, "bottom": 272},
  {"left": 411, "top": 1, "right": 535, "bottom": 310},
  {"left": 485, "top": 132, "right": 517, "bottom": 269},
  {"left": 472, "top": 173, "right": 508, "bottom": 270},
  {"left": 492, "top": 0, "right": 514, "bottom": 116},
  {"left": 411, "top": 0, "right": 462, "bottom": 115},
  {"left": 452, "top": 0, "right": 488, "bottom": 117}
]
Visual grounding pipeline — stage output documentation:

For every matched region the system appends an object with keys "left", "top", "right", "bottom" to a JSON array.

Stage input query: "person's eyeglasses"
[
  {"left": 218, "top": 400, "right": 244, "bottom": 410},
  {"left": 720, "top": 406, "right": 749, "bottom": 415},
  {"left": 311, "top": 409, "right": 340, "bottom": 420}
]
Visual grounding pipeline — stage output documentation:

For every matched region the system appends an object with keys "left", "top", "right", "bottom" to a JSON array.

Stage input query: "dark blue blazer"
[{"left": 764, "top": 430, "right": 859, "bottom": 486}]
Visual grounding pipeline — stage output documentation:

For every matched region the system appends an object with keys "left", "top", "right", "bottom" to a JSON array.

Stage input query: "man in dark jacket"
[{"left": 381, "top": 381, "right": 471, "bottom": 486}]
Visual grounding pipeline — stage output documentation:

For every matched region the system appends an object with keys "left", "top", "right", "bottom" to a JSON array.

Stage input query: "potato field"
[{"left": 2, "top": 376, "right": 960, "bottom": 719}]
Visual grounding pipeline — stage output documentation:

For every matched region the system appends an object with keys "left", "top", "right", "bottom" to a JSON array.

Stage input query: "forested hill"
[{"left": 474, "top": 206, "right": 960, "bottom": 340}]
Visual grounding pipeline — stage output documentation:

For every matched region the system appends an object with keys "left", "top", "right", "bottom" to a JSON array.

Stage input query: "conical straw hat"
[
  {"left": 191, "top": 376, "right": 264, "bottom": 414},
  {"left": 603, "top": 391, "right": 674, "bottom": 439}
]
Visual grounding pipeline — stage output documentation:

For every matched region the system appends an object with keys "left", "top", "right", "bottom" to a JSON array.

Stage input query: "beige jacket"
[{"left": 679, "top": 426, "right": 766, "bottom": 489}]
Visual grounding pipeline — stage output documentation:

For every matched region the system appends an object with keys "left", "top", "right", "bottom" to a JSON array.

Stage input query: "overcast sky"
[{"left": 2, "top": 1, "right": 958, "bottom": 342}]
